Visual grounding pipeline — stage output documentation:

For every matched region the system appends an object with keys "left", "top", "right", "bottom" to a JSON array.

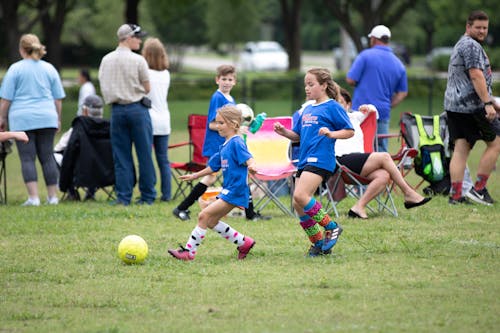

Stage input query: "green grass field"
[{"left": 1, "top": 96, "right": 499, "bottom": 332}]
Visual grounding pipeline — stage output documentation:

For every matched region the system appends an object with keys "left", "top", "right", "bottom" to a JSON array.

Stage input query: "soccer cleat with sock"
[
  {"left": 466, "top": 188, "right": 494, "bottom": 205},
  {"left": 168, "top": 245, "right": 194, "bottom": 261},
  {"left": 173, "top": 207, "right": 191, "bottom": 221},
  {"left": 237, "top": 236, "right": 255, "bottom": 259},
  {"left": 321, "top": 224, "right": 343, "bottom": 252}
]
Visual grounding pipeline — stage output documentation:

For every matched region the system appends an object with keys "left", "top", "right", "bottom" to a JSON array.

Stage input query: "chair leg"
[{"left": 251, "top": 178, "right": 295, "bottom": 217}]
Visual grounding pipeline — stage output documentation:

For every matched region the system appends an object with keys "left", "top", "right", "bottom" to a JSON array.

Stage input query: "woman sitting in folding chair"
[{"left": 336, "top": 88, "right": 431, "bottom": 219}]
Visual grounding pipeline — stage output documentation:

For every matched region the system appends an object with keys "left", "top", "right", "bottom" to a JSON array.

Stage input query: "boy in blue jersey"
[
  {"left": 275, "top": 68, "right": 354, "bottom": 256},
  {"left": 169, "top": 105, "right": 256, "bottom": 261},
  {"left": 173, "top": 65, "right": 268, "bottom": 221}
]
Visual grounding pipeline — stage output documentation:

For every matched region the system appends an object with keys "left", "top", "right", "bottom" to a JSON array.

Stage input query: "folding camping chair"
[
  {"left": 246, "top": 116, "right": 297, "bottom": 217},
  {"left": 0, "top": 140, "right": 13, "bottom": 204},
  {"left": 376, "top": 112, "right": 420, "bottom": 189},
  {"left": 59, "top": 116, "right": 115, "bottom": 200},
  {"left": 169, "top": 114, "right": 209, "bottom": 200},
  {"left": 321, "top": 111, "right": 399, "bottom": 217},
  {"left": 399, "top": 111, "right": 449, "bottom": 192}
]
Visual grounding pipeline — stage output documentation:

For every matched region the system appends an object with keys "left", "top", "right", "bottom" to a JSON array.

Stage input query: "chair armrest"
[
  {"left": 392, "top": 147, "right": 418, "bottom": 162},
  {"left": 168, "top": 141, "right": 189, "bottom": 149},
  {"left": 377, "top": 133, "right": 400, "bottom": 140}
]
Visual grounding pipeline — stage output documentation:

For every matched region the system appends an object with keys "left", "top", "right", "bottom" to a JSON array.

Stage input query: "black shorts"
[
  {"left": 337, "top": 153, "right": 370, "bottom": 175},
  {"left": 446, "top": 110, "right": 500, "bottom": 149},
  {"left": 296, "top": 165, "right": 333, "bottom": 182}
]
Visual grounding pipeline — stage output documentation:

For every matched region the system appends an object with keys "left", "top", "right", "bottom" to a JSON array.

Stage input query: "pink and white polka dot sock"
[
  {"left": 185, "top": 226, "right": 207, "bottom": 256},
  {"left": 213, "top": 221, "right": 245, "bottom": 247}
]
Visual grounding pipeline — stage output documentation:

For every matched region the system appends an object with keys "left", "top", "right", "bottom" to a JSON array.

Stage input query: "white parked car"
[{"left": 239, "top": 41, "right": 289, "bottom": 71}]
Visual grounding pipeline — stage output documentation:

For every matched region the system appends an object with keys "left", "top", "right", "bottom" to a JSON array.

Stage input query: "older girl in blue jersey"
[
  {"left": 274, "top": 68, "right": 354, "bottom": 256},
  {"left": 169, "top": 105, "right": 257, "bottom": 261}
]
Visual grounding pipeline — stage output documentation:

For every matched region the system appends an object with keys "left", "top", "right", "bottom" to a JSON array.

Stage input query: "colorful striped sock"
[
  {"left": 299, "top": 215, "right": 323, "bottom": 245},
  {"left": 304, "top": 198, "right": 337, "bottom": 230}
]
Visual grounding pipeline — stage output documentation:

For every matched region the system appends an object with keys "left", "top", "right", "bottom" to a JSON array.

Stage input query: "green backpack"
[{"left": 414, "top": 114, "right": 445, "bottom": 182}]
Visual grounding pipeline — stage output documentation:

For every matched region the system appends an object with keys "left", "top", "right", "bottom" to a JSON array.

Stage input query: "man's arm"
[
  {"left": 391, "top": 91, "right": 408, "bottom": 108},
  {"left": 469, "top": 68, "right": 496, "bottom": 121},
  {"left": 346, "top": 77, "right": 356, "bottom": 87},
  {"left": 142, "top": 80, "right": 151, "bottom": 94}
]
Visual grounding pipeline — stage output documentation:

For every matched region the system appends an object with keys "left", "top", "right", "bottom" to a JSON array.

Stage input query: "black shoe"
[
  {"left": 348, "top": 209, "right": 368, "bottom": 219},
  {"left": 448, "top": 196, "right": 472, "bottom": 205},
  {"left": 173, "top": 207, "right": 190, "bottom": 221},
  {"left": 465, "top": 188, "right": 494, "bottom": 205},
  {"left": 248, "top": 212, "right": 271, "bottom": 221},
  {"left": 404, "top": 197, "right": 432, "bottom": 209},
  {"left": 84, "top": 194, "right": 96, "bottom": 201},
  {"left": 65, "top": 189, "right": 81, "bottom": 201},
  {"left": 307, "top": 244, "right": 324, "bottom": 257}
]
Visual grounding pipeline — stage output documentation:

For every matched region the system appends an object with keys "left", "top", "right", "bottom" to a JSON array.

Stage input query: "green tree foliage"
[
  {"left": 205, "top": 0, "right": 260, "bottom": 49},
  {"left": 146, "top": 0, "right": 206, "bottom": 46}
]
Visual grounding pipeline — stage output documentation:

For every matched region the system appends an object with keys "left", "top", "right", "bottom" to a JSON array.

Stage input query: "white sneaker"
[
  {"left": 22, "top": 198, "right": 40, "bottom": 206},
  {"left": 47, "top": 196, "right": 59, "bottom": 205}
]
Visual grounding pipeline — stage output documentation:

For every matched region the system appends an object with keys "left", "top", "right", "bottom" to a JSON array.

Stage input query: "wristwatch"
[{"left": 484, "top": 101, "right": 493, "bottom": 106}]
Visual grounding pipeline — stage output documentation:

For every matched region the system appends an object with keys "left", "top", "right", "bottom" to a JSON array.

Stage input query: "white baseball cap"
[{"left": 368, "top": 25, "right": 391, "bottom": 39}]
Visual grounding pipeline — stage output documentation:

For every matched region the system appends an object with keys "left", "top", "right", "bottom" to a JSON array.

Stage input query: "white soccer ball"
[{"left": 236, "top": 103, "right": 254, "bottom": 126}]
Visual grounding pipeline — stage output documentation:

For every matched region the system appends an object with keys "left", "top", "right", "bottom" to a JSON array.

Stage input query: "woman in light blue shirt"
[{"left": 0, "top": 33, "right": 65, "bottom": 206}]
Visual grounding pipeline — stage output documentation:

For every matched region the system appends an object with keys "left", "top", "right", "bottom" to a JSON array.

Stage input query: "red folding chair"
[{"left": 169, "top": 114, "right": 208, "bottom": 200}]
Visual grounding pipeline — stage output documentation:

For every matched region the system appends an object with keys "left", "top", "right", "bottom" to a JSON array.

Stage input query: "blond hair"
[
  {"left": 216, "top": 64, "right": 236, "bottom": 78},
  {"left": 306, "top": 68, "right": 341, "bottom": 101},
  {"left": 142, "top": 38, "right": 169, "bottom": 71},
  {"left": 218, "top": 104, "right": 242, "bottom": 132},
  {"left": 19, "top": 34, "right": 46, "bottom": 60}
]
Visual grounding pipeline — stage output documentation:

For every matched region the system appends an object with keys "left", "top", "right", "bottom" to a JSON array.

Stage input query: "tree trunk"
[
  {"left": 280, "top": 0, "right": 302, "bottom": 71},
  {"left": 1, "top": 0, "right": 21, "bottom": 64},
  {"left": 125, "top": 0, "right": 140, "bottom": 24}
]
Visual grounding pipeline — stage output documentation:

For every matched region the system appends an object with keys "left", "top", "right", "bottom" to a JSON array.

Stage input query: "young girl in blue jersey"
[
  {"left": 169, "top": 105, "right": 257, "bottom": 261},
  {"left": 274, "top": 68, "right": 354, "bottom": 256}
]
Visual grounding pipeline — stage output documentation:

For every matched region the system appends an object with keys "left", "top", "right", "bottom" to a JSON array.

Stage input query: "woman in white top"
[
  {"left": 336, "top": 88, "right": 431, "bottom": 219},
  {"left": 142, "top": 38, "right": 172, "bottom": 201},
  {"left": 77, "top": 69, "right": 96, "bottom": 116}
]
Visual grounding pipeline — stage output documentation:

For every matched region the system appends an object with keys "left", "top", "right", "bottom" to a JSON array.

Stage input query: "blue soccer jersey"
[
  {"left": 202, "top": 90, "right": 235, "bottom": 157},
  {"left": 292, "top": 99, "right": 353, "bottom": 172},
  {"left": 347, "top": 45, "right": 407, "bottom": 121},
  {"left": 208, "top": 135, "right": 253, "bottom": 208}
]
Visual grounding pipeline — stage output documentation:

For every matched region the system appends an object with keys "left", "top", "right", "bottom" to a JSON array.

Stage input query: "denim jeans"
[
  {"left": 153, "top": 135, "right": 172, "bottom": 201},
  {"left": 111, "top": 102, "right": 156, "bottom": 204},
  {"left": 377, "top": 119, "right": 390, "bottom": 152}
]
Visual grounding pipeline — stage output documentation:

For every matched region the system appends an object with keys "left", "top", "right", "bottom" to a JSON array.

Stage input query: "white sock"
[
  {"left": 212, "top": 221, "right": 245, "bottom": 247},
  {"left": 185, "top": 226, "right": 206, "bottom": 256}
]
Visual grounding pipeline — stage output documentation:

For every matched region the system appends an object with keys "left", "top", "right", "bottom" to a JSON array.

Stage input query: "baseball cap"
[
  {"left": 117, "top": 24, "right": 147, "bottom": 40},
  {"left": 83, "top": 94, "right": 104, "bottom": 109},
  {"left": 368, "top": 25, "right": 391, "bottom": 39}
]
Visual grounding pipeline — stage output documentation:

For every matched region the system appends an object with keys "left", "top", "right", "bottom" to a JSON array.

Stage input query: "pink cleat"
[
  {"left": 237, "top": 236, "right": 255, "bottom": 260},
  {"left": 168, "top": 246, "right": 194, "bottom": 261}
]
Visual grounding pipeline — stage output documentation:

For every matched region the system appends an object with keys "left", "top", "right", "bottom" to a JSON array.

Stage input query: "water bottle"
[{"left": 249, "top": 112, "right": 267, "bottom": 134}]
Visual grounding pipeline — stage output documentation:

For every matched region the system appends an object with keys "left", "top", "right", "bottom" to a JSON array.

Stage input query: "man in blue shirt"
[{"left": 346, "top": 25, "right": 408, "bottom": 152}]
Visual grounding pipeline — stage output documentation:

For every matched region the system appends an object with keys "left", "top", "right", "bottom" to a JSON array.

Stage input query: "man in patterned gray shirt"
[{"left": 444, "top": 10, "right": 500, "bottom": 206}]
